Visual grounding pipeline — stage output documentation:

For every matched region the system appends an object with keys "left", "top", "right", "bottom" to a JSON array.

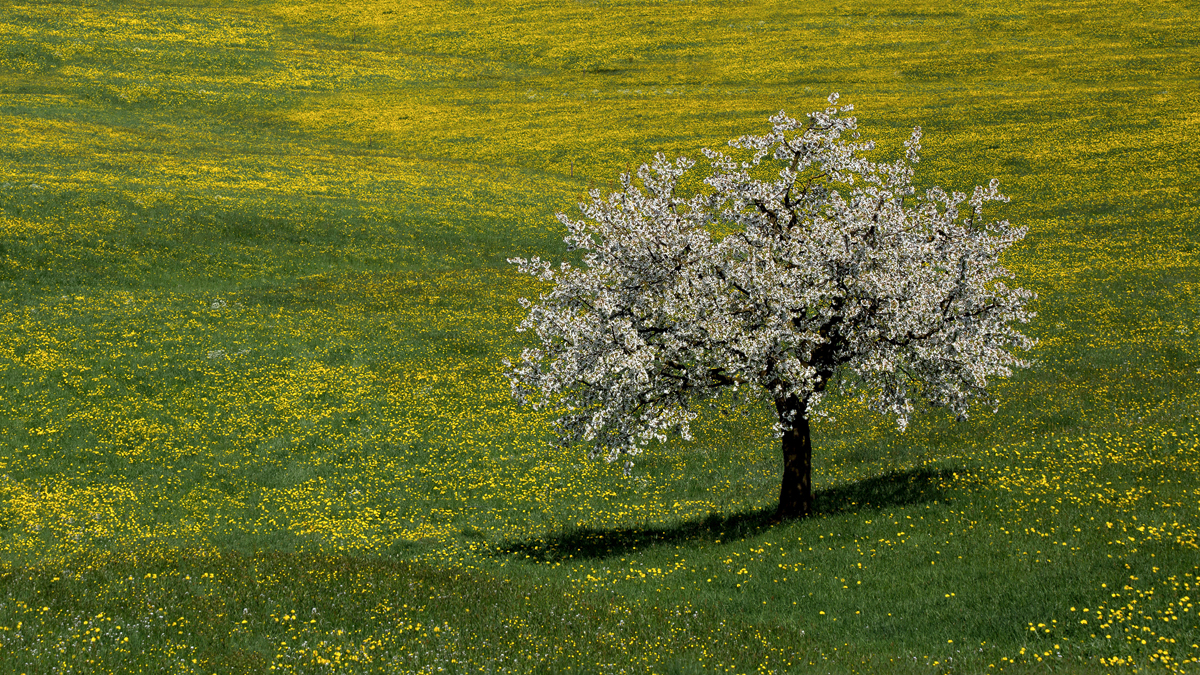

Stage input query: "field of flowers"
[{"left": 1, "top": 0, "right": 1198, "bottom": 672}]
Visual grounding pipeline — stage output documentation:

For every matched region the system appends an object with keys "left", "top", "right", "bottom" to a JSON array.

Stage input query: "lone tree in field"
[{"left": 505, "top": 94, "right": 1036, "bottom": 519}]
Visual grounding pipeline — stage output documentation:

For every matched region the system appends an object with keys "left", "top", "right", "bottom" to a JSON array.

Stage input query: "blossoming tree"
[{"left": 505, "top": 94, "right": 1036, "bottom": 519}]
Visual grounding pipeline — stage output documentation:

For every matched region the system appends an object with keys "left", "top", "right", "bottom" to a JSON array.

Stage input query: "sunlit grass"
[{"left": 1, "top": 0, "right": 1199, "bottom": 671}]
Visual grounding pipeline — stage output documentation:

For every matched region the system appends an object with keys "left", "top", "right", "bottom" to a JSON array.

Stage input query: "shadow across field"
[{"left": 498, "top": 466, "right": 968, "bottom": 561}]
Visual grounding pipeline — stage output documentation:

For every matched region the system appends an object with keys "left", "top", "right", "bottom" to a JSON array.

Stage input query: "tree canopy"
[{"left": 506, "top": 93, "right": 1036, "bottom": 518}]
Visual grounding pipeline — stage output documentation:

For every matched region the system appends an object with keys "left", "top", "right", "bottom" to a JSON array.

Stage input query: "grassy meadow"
[{"left": 1, "top": 0, "right": 1199, "bottom": 671}]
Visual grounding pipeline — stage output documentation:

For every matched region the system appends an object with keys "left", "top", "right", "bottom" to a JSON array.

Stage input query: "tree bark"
[{"left": 774, "top": 394, "right": 813, "bottom": 519}]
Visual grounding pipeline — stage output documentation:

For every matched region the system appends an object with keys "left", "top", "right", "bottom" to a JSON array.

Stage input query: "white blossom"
[{"left": 505, "top": 93, "right": 1036, "bottom": 485}]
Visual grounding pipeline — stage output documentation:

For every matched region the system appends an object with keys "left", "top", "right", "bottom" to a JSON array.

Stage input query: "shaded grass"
[{"left": 502, "top": 467, "right": 966, "bottom": 562}]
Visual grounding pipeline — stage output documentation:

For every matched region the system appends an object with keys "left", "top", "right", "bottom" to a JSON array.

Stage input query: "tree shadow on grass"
[{"left": 496, "top": 466, "right": 970, "bottom": 562}]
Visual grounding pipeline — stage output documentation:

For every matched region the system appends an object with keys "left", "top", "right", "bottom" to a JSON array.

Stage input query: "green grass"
[{"left": 1, "top": 0, "right": 1199, "bottom": 672}]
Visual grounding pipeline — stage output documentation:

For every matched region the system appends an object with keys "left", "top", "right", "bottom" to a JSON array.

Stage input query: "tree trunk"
[{"left": 774, "top": 394, "right": 813, "bottom": 519}]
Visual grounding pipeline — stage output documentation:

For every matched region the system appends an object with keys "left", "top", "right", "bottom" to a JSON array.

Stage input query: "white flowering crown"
[{"left": 506, "top": 93, "right": 1036, "bottom": 467}]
